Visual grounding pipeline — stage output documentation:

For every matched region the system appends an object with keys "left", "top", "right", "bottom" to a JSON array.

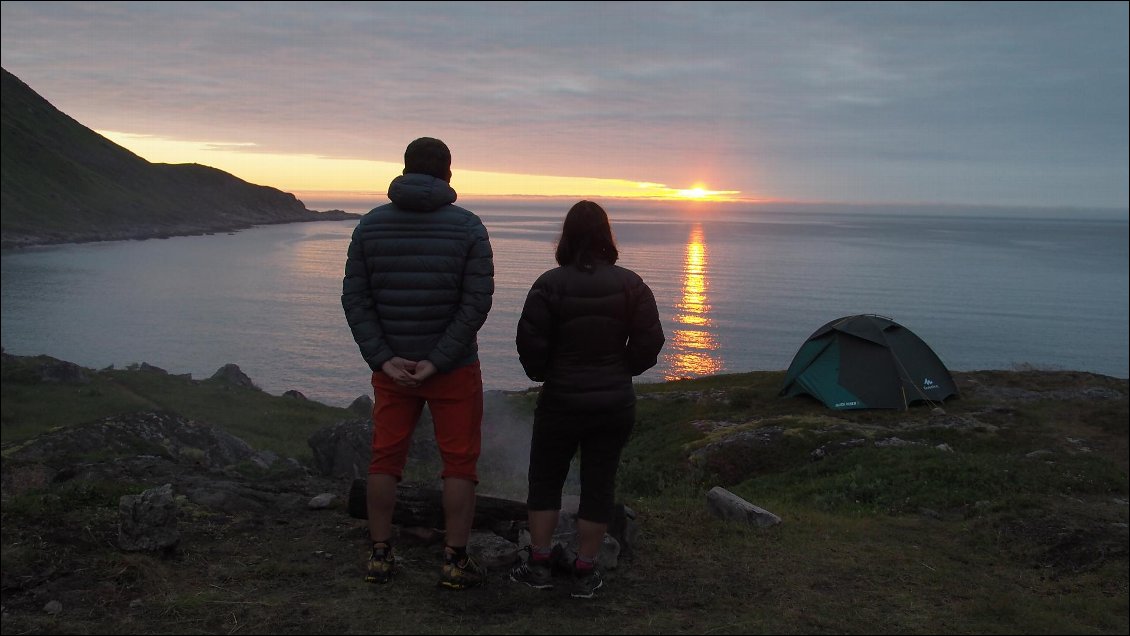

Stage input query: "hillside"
[
  {"left": 0, "top": 353, "right": 1127, "bottom": 634},
  {"left": 0, "top": 68, "right": 354, "bottom": 248}
]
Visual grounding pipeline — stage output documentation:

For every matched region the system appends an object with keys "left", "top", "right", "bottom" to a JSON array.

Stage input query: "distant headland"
[{"left": 0, "top": 67, "right": 359, "bottom": 249}]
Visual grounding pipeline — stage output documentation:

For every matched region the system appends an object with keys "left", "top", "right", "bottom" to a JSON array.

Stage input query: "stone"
[
  {"left": 119, "top": 483, "right": 179, "bottom": 551},
  {"left": 210, "top": 364, "right": 256, "bottom": 389},
  {"left": 705, "top": 486, "right": 782, "bottom": 528},
  {"left": 308, "top": 493, "right": 336, "bottom": 509}
]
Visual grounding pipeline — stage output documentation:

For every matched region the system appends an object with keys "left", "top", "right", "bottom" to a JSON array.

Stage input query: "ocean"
[{"left": 2, "top": 199, "right": 1127, "bottom": 407}]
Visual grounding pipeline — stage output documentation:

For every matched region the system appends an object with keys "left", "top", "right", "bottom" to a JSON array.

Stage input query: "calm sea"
[{"left": 2, "top": 200, "right": 1127, "bottom": 407}]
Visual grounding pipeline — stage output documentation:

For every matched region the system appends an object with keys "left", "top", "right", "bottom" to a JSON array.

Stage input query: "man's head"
[{"left": 403, "top": 137, "right": 452, "bottom": 182}]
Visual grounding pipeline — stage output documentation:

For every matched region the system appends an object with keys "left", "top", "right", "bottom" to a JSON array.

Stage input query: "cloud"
[{"left": 2, "top": 1, "right": 1126, "bottom": 207}]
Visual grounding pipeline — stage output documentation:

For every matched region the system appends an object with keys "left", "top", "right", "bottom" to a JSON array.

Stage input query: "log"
[{"left": 348, "top": 479, "right": 527, "bottom": 529}]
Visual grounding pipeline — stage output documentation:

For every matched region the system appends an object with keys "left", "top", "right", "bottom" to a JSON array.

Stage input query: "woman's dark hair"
[{"left": 555, "top": 200, "right": 619, "bottom": 269}]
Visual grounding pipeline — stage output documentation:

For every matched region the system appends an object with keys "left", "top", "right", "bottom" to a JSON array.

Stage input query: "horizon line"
[{"left": 293, "top": 189, "right": 1130, "bottom": 214}]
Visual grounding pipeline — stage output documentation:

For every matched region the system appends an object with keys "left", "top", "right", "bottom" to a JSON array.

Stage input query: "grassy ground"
[{"left": 1, "top": 355, "right": 1127, "bottom": 634}]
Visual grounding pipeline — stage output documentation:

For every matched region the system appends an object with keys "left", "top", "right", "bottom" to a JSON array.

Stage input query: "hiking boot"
[
  {"left": 569, "top": 567, "right": 604, "bottom": 599},
  {"left": 438, "top": 553, "right": 485, "bottom": 590},
  {"left": 509, "top": 558, "right": 554, "bottom": 589},
  {"left": 364, "top": 544, "right": 398, "bottom": 584}
]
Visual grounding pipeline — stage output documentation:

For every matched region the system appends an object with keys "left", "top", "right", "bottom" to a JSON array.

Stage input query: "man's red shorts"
[{"left": 368, "top": 361, "right": 482, "bottom": 483}]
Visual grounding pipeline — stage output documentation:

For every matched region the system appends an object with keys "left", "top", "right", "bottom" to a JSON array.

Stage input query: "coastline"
[{"left": 0, "top": 210, "right": 360, "bottom": 251}]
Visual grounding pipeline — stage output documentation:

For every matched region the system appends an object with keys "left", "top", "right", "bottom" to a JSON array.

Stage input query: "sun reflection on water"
[{"left": 665, "top": 224, "right": 722, "bottom": 380}]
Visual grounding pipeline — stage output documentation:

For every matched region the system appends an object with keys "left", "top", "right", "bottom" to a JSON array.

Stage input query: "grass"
[
  {"left": 1, "top": 355, "right": 1127, "bottom": 634},
  {"left": 1, "top": 354, "right": 354, "bottom": 460},
  {"left": 741, "top": 446, "right": 1127, "bottom": 516}
]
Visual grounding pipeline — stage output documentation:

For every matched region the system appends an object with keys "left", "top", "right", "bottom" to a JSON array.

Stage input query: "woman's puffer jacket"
[{"left": 516, "top": 261, "right": 664, "bottom": 412}]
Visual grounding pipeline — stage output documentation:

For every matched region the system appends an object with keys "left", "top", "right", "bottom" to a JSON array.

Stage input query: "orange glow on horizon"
[{"left": 97, "top": 130, "right": 746, "bottom": 202}]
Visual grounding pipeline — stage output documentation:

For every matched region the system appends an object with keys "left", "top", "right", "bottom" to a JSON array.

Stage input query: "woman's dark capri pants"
[{"left": 527, "top": 404, "right": 634, "bottom": 524}]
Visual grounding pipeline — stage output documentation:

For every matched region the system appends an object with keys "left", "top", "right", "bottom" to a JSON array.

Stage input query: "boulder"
[
  {"left": 210, "top": 364, "right": 256, "bottom": 389},
  {"left": 308, "top": 419, "right": 372, "bottom": 479},
  {"left": 705, "top": 486, "right": 782, "bottom": 528},
  {"left": 348, "top": 395, "right": 373, "bottom": 417},
  {"left": 4, "top": 411, "right": 256, "bottom": 470},
  {"left": 37, "top": 358, "right": 90, "bottom": 384},
  {"left": 119, "top": 483, "right": 179, "bottom": 551}
]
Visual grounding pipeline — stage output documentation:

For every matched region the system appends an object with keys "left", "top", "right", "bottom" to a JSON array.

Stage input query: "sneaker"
[
  {"left": 364, "top": 544, "right": 398, "bottom": 584},
  {"left": 570, "top": 568, "right": 604, "bottom": 599},
  {"left": 438, "top": 553, "right": 485, "bottom": 590},
  {"left": 509, "top": 558, "right": 554, "bottom": 589}
]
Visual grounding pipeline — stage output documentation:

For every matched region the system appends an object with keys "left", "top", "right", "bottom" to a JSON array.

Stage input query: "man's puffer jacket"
[
  {"left": 342, "top": 173, "right": 494, "bottom": 374},
  {"left": 516, "top": 261, "right": 665, "bottom": 412}
]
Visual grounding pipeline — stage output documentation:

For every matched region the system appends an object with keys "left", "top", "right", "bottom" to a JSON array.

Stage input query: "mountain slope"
[{"left": 1, "top": 68, "right": 351, "bottom": 248}]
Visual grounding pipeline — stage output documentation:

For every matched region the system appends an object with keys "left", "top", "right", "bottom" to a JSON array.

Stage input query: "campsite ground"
[{"left": 1, "top": 354, "right": 1127, "bottom": 634}]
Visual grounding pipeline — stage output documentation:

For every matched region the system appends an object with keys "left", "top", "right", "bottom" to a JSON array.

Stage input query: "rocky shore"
[{"left": 0, "top": 211, "right": 360, "bottom": 250}]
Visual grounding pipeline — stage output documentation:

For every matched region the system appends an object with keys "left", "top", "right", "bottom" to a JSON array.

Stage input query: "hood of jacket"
[{"left": 387, "top": 173, "right": 458, "bottom": 212}]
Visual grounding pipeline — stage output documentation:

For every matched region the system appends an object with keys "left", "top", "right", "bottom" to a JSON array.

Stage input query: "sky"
[{"left": 1, "top": 1, "right": 1127, "bottom": 209}]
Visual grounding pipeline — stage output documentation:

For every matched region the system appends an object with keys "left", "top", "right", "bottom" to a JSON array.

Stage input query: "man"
[{"left": 342, "top": 137, "right": 494, "bottom": 590}]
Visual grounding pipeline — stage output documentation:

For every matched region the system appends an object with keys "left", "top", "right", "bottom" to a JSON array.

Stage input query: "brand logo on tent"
[{"left": 923, "top": 377, "right": 938, "bottom": 390}]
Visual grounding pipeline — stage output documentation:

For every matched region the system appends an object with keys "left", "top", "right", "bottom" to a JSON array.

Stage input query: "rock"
[
  {"left": 119, "top": 483, "right": 179, "bottom": 552},
  {"left": 249, "top": 450, "right": 279, "bottom": 470},
  {"left": 308, "top": 419, "right": 372, "bottom": 479},
  {"left": 552, "top": 497, "right": 579, "bottom": 540},
  {"left": 874, "top": 436, "right": 923, "bottom": 448},
  {"left": 184, "top": 480, "right": 282, "bottom": 514},
  {"left": 469, "top": 531, "right": 521, "bottom": 570},
  {"left": 348, "top": 395, "right": 374, "bottom": 417},
  {"left": 283, "top": 389, "right": 307, "bottom": 400},
  {"left": 560, "top": 533, "right": 622, "bottom": 570},
  {"left": 399, "top": 526, "right": 444, "bottom": 546},
  {"left": 607, "top": 503, "right": 639, "bottom": 558},
  {"left": 4, "top": 411, "right": 256, "bottom": 470},
  {"left": 705, "top": 486, "right": 782, "bottom": 528},
  {"left": 308, "top": 493, "right": 336, "bottom": 509},
  {"left": 37, "top": 358, "right": 90, "bottom": 384},
  {"left": 810, "top": 438, "right": 867, "bottom": 461},
  {"left": 210, "top": 364, "right": 257, "bottom": 389},
  {"left": 599, "top": 534, "right": 621, "bottom": 569},
  {"left": 345, "top": 480, "right": 528, "bottom": 528},
  {"left": 139, "top": 362, "right": 168, "bottom": 375},
  {"left": 43, "top": 600, "right": 62, "bottom": 615}
]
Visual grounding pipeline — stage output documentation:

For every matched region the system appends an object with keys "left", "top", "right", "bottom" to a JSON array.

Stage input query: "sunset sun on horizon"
[{"left": 674, "top": 183, "right": 740, "bottom": 201}]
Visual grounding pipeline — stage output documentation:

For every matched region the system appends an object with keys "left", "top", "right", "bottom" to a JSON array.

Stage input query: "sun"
[{"left": 675, "top": 182, "right": 737, "bottom": 200}]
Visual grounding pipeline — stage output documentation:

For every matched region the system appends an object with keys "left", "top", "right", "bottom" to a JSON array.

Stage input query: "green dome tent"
[{"left": 780, "top": 314, "right": 958, "bottom": 410}]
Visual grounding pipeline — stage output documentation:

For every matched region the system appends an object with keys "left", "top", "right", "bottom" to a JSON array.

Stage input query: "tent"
[{"left": 779, "top": 314, "right": 958, "bottom": 410}]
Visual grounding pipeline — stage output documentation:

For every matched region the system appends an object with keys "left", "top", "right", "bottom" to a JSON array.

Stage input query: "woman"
[{"left": 510, "top": 200, "right": 665, "bottom": 598}]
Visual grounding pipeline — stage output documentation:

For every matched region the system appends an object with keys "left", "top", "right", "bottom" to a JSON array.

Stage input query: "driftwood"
[{"left": 348, "top": 479, "right": 527, "bottom": 530}]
